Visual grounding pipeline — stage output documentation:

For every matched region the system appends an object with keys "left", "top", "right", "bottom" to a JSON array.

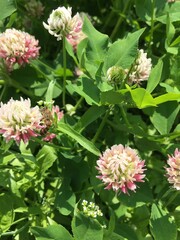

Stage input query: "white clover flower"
[
  {"left": 43, "top": 6, "right": 72, "bottom": 40},
  {"left": 166, "top": 148, "right": 180, "bottom": 190},
  {"left": 127, "top": 49, "right": 152, "bottom": 84},
  {"left": 96, "top": 144, "right": 146, "bottom": 194},
  {"left": 0, "top": 98, "right": 43, "bottom": 143}
]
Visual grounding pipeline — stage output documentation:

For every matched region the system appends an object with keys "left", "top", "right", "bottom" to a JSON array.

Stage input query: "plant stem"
[
  {"left": 110, "top": 0, "right": 132, "bottom": 40},
  {"left": 2, "top": 72, "right": 35, "bottom": 98},
  {"left": 62, "top": 36, "right": 67, "bottom": 108},
  {"left": 73, "top": 96, "right": 84, "bottom": 112},
  {"left": 0, "top": 84, "right": 7, "bottom": 101},
  {"left": 1, "top": 222, "right": 30, "bottom": 236},
  {"left": 119, "top": 104, "right": 131, "bottom": 128},
  {"left": 148, "top": 0, "right": 156, "bottom": 52},
  {"left": 92, "top": 110, "right": 109, "bottom": 143},
  {"left": 31, "top": 137, "right": 72, "bottom": 151}
]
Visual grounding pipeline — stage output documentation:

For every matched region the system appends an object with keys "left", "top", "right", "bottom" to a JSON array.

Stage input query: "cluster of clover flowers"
[{"left": 0, "top": 5, "right": 179, "bottom": 195}]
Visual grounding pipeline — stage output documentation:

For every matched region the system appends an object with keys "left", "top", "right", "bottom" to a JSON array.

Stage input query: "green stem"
[
  {"left": 31, "top": 137, "right": 72, "bottom": 151},
  {"left": 62, "top": 36, "right": 67, "bottom": 108},
  {"left": 110, "top": 0, "right": 132, "bottom": 40},
  {"left": 148, "top": 0, "right": 156, "bottom": 52},
  {"left": 0, "top": 84, "right": 7, "bottom": 101},
  {"left": 119, "top": 104, "right": 131, "bottom": 128},
  {"left": 1, "top": 222, "right": 30, "bottom": 236},
  {"left": 92, "top": 110, "right": 109, "bottom": 143},
  {"left": 34, "top": 59, "right": 55, "bottom": 72},
  {"left": 3, "top": 73, "right": 35, "bottom": 98},
  {"left": 73, "top": 96, "right": 84, "bottom": 112}
]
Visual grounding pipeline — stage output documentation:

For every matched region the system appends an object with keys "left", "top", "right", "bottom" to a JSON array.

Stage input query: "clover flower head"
[
  {"left": 166, "top": 148, "right": 180, "bottom": 190},
  {"left": 81, "top": 200, "right": 103, "bottom": 218},
  {"left": 66, "top": 13, "right": 86, "bottom": 50},
  {"left": 0, "top": 28, "right": 40, "bottom": 71},
  {"left": 0, "top": 98, "right": 43, "bottom": 143},
  {"left": 107, "top": 66, "right": 125, "bottom": 85},
  {"left": 25, "top": 0, "right": 45, "bottom": 18},
  {"left": 127, "top": 49, "right": 152, "bottom": 84},
  {"left": 96, "top": 144, "right": 146, "bottom": 194},
  {"left": 43, "top": 6, "right": 72, "bottom": 40}
]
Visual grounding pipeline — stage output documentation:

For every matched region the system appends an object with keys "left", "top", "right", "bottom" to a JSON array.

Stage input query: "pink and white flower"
[
  {"left": 0, "top": 98, "right": 42, "bottom": 143},
  {"left": 66, "top": 13, "right": 86, "bottom": 50},
  {"left": 96, "top": 144, "right": 146, "bottom": 194},
  {"left": 43, "top": 6, "right": 86, "bottom": 49},
  {"left": 166, "top": 148, "right": 180, "bottom": 190},
  {"left": 127, "top": 49, "right": 152, "bottom": 84},
  {"left": 0, "top": 29, "right": 40, "bottom": 71}
]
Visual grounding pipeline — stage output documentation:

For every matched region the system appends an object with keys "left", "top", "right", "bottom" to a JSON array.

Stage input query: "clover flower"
[
  {"left": 43, "top": 6, "right": 86, "bottom": 47},
  {"left": 0, "top": 29, "right": 40, "bottom": 71},
  {"left": 127, "top": 49, "right": 152, "bottom": 84},
  {"left": 166, "top": 148, "right": 180, "bottom": 190},
  {"left": 66, "top": 13, "right": 86, "bottom": 50},
  {"left": 25, "top": 0, "right": 44, "bottom": 18},
  {"left": 43, "top": 6, "right": 72, "bottom": 40},
  {"left": 0, "top": 98, "right": 43, "bottom": 143},
  {"left": 96, "top": 144, "right": 146, "bottom": 194},
  {"left": 107, "top": 66, "right": 126, "bottom": 85},
  {"left": 81, "top": 200, "right": 103, "bottom": 218}
]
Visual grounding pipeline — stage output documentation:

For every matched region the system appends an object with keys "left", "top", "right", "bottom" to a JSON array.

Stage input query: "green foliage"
[
  {"left": 72, "top": 210, "right": 103, "bottom": 240},
  {"left": 0, "top": 0, "right": 179, "bottom": 239},
  {"left": 31, "top": 224, "right": 74, "bottom": 240},
  {"left": 0, "top": 0, "right": 16, "bottom": 21},
  {"left": 150, "top": 203, "right": 177, "bottom": 240}
]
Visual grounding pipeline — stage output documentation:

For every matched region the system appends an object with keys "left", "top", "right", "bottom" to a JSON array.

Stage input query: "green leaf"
[
  {"left": 74, "top": 106, "right": 107, "bottom": 132},
  {"left": 0, "top": 0, "right": 16, "bottom": 21},
  {"left": 65, "top": 38, "right": 78, "bottom": 65},
  {"left": 31, "top": 224, "right": 73, "bottom": 240},
  {"left": 58, "top": 122, "right": 100, "bottom": 156},
  {"left": 166, "top": 13, "right": 175, "bottom": 46},
  {"left": 156, "top": 2, "right": 180, "bottom": 24},
  {"left": 154, "top": 92, "right": 180, "bottom": 104},
  {"left": 36, "top": 146, "right": 58, "bottom": 175},
  {"left": 104, "top": 29, "right": 145, "bottom": 71},
  {"left": 104, "top": 210, "right": 116, "bottom": 239},
  {"left": 72, "top": 211, "right": 103, "bottom": 240},
  {"left": 82, "top": 16, "right": 109, "bottom": 67},
  {"left": 0, "top": 194, "right": 14, "bottom": 233},
  {"left": 146, "top": 59, "right": 163, "bottom": 93},
  {"left": 66, "top": 78, "right": 100, "bottom": 105},
  {"left": 150, "top": 203, "right": 177, "bottom": 240},
  {"left": 127, "top": 86, "right": 156, "bottom": 108},
  {"left": 45, "top": 80, "right": 56, "bottom": 103},
  {"left": 135, "top": 0, "right": 152, "bottom": 22},
  {"left": 150, "top": 101, "right": 180, "bottom": 135},
  {"left": 55, "top": 183, "right": 76, "bottom": 216},
  {"left": 103, "top": 232, "right": 125, "bottom": 240},
  {"left": 100, "top": 90, "right": 128, "bottom": 105}
]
